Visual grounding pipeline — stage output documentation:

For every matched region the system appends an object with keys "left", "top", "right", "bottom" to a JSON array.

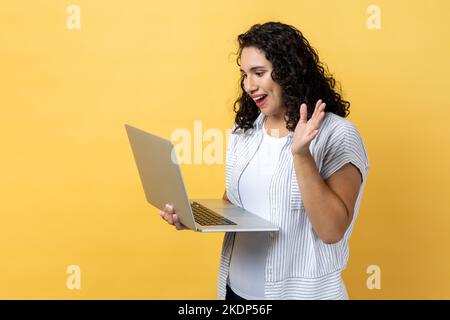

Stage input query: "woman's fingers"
[
  {"left": 311, "top": 101, "right": 326, "bottom": 126},
  {"left": 301, "top": 99, "right": 325, "bottom": 123},
  {"left": 166, "top": 212, "right": 174, "bottom": 224},
  {"left": 313, "top": 99, "right": 326, "bottom": 119},
  {"left": 299, "top": 103, "right": 308, "bottom": 123},
  {"left": 312, "top": 99, "right": 322, "bottom": 118},
  {"left": 315, "top": 102, "right": 326, "bottom": 121},
  {"left": 159, "top": 204, "right": 175, "bottom": 225},
  {"left": 303, "top": 100, "right": 325, "bottom": 141},
  {"left": 173, "top": 213, "right": 181, "bottom": 229},
  {"left": 165, "top": 204, "right": 174, "bottom": 214},
  {"left": 159, "top": 204, "right": 188, "bottom": 230},
  {"left": 173, "top": 214, "right": 187, "bottom": 230}
]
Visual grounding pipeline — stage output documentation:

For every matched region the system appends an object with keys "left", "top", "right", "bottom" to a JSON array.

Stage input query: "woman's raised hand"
[{"left": 291, "top": 99, "right": 326, "bottom": 157}]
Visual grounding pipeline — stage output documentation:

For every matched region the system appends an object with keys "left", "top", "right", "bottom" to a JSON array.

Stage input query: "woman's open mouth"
[{"left": 255, "top": 95, "right": 268, "bottom": 107}]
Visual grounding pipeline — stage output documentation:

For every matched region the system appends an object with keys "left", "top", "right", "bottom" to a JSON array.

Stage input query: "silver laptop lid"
[{"left": 125, "top": 124, "right": 197, "bottom": 230}]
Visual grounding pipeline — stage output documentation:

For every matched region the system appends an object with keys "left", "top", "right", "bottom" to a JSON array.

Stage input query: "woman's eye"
[{"left": 241, "top": 72, "right": 264, "bottom": 78}]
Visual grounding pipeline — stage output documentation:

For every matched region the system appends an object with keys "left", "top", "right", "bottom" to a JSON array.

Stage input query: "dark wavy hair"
[{"left": 232, "top": 21, "right": 350, "bottom": 132}]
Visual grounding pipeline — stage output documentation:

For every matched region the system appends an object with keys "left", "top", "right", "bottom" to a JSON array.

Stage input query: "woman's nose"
[{"left": 245, "top": 76, "right": 257, "bottom": 93}]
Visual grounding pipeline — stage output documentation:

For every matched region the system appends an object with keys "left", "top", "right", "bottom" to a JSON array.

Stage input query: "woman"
[{"left": 160, "top": 21, "right": 369, "bottom": 300}]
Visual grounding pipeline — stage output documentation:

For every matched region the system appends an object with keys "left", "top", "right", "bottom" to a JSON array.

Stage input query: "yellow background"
[{"left": 1, "top": 0, "right": 449, "bottom": 299}]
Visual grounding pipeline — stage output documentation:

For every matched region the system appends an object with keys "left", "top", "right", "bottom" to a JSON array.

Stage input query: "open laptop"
[{"left": 125, "top": 124, "right": 279, "bottom": 233}]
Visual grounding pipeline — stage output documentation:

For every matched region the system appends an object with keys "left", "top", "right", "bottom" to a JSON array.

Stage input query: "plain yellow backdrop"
[{"left": 1, "top": 0, "right": 449, "bottom": 299}]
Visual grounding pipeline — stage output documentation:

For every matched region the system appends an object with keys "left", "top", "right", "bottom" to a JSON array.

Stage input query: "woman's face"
[{"left": 240, "top": 46, "right": 286, "bottom": 118}]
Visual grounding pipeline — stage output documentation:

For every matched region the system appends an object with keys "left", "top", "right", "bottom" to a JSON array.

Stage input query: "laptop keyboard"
[{"left": 190, "top": 201, "right": 237, "bottom": 226}]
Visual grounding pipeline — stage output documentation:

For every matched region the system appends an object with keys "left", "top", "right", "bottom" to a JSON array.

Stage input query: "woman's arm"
[
  {"left": 290, "top": 99, "right": 363, "bottom": 244},
  {"left": 293, "top": 154, "right": 362, "bottom": 244}
]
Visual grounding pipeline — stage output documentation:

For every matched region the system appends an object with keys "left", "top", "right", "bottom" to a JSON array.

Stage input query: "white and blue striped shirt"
[{"left": 218, "top": 111, "right": 370, "bottom": 300}]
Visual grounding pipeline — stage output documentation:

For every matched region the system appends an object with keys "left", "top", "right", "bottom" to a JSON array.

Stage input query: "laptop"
[{"left": 125, "top": 124, "right": 279, "bottom": 233}]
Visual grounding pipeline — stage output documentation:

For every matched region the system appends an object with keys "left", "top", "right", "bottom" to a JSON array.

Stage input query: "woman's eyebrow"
[{"left": 240, "top": 66, "right": 265, "bottom": 73}]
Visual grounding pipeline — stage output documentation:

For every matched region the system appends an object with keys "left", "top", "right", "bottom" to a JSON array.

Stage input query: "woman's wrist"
[{"left": 292, "top": 148, "right": 312, "bottom": 159}]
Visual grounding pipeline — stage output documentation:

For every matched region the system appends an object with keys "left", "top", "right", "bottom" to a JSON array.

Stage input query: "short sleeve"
[{"left": 320, "top": 121, "right": 369, "bottom": 182}]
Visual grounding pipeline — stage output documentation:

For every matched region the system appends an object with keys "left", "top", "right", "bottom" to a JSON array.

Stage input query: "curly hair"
[{"left": 232, "top": 21, "right": 350, "bottom": 133}]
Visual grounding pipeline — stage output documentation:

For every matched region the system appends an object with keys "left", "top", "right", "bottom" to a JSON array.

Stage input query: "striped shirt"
[{"left": 218, "top": 111, "right": 370, "bottom": 300}]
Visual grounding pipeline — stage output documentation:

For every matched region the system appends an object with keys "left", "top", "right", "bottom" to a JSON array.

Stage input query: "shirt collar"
[{"left": 255, "top": 112, "right": 294, "bottom": 141}]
